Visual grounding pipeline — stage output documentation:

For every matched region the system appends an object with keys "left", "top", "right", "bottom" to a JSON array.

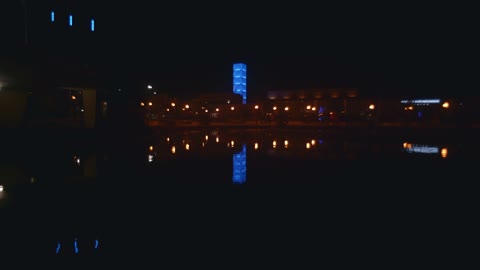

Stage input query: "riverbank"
[{"left": 146, "top": 119, "right": 476, "bottom": 129}]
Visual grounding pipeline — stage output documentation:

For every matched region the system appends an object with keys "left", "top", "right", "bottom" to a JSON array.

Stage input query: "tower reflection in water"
[{"left": 232, "top": 144, "right": 247, "bottom": 184}]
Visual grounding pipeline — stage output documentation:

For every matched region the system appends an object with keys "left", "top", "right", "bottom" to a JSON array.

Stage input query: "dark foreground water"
[{"left": 0, "top": 128, "right": 478, "bottom": 266}]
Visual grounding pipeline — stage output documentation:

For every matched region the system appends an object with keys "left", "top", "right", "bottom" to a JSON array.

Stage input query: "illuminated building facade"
[
  {"left": 233, "top": 63, "right": 247, "bottom": 104},
  {"left": 232, "top": 144, "right": 247, "bottom": 184}
]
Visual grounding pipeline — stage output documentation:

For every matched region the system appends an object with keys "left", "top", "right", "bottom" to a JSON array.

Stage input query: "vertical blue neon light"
[
  {"left": 51, "top": 11, "right": 55, "bottom": 22},
  {"left": 56, "top": 241, "right": 61, "bottom": 254},
  {"left": 233, "top": 144, "right": 247, "bottom": 184},
  {"left": 94, "top": 239, "right": 99, "bottom": 249},
  {"left": 69, "top": 15, "right": 73, "bottom": 26},
  {"left": 91, "top": 19, "right": 95, "bottom": 32},
  {"left": 74, "top": 238, "right": 78, "bottom": 253},
  {"left": 233, "top": 63, "right": 247, "bottom": 104}
]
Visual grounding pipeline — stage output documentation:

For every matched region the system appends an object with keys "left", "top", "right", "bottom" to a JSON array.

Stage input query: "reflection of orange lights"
[
  {"left": 403, "top": 142, "right": 412, "bottom": 149},
  {"left": 441, "top": 148, "right": 448, "bottom": 158},
  {"left": 284, "top": 107, "right": 289, "bottom": 111},
  {"left": 273, "top": 106, "right": 277, "bottom": 111},
  {"left": 273, "top": 140, "right": 277, "bottom": 148},
  {"left": 216, "top": 137, "right": 219, "bottom": 143},
  {"left": 149, "top": 146, "right": 153, "bottom": 151},
  {"left": 231, "top": 106, "right": 235, "bottom": 111},
  {"left": 306, "top": 105, "right": 311, "bottom": 110},
  {"left": 311, "top": 140, "right": 316, "bottom": 146},
  {"left": 140, "top": 102, "right": 145, "bottom": 106},
  {"left": 369, "top": 104, "right": 375, "bottom": 110},
  {"left": 306, "top": 143, "right": 311, "bottom": 149},
  {"left": 254, "top": 105, "right": 259, "bottom": 110},
  {"left": 254, "top": 143, "right": 259, "bottom": 150},
  {"left": 216, "top": 108, "right": 219, "bottom": 112},
  {"left": 71, "top": 95, "right": 76, "bottom": 100},
  {"left": 442, "top": 102, "right": 450, "bottom": 108},
  {"left": 171, "top": 146, "right": 176, "bottom": 154},
  {"left": 185, "top": 144, "right": 190, "bottom": 150},
  {"left": 148, "top": 102, "right": 153, "bottom": 106}
]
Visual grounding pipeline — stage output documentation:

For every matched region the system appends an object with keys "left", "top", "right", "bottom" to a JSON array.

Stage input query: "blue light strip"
[
  {"left": 74, "top": 238, "right": 78, "bottom": 253},
  {"left": 56, "top": 241, "right": 61, "bottom": 254},
  {"left": 94, "top": 239, "right": 99, "bottom": 249},
  {"left": 233, "top": 144, "right": 247, "bottom": 184},
  {"left": 51, "top": 11, "right": 55, "bottom": 22},
  {"left": 69, "top": 15, "right": 73, "bottom": 26},
  {"left": 91, "top": 19, "right": 95, "bottom": 32}
]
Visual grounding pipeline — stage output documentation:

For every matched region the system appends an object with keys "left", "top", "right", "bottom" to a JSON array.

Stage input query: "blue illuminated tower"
[
  {"left": 232, "top": 144, "right": 247, "bottom": 184},
  {"left": 233, "top": 63, "right": 247, "bottom": 104}
]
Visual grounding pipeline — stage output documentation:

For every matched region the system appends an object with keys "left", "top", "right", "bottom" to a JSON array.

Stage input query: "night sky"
[{"left": 1, "top": 1, "right": 478, "bottom": 98}]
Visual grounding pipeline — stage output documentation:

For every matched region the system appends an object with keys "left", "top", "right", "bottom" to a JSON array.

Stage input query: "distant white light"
[
  {"left": 404, "top": 143, "right": 439, "bottom": 154},
  {"left": 147, "top": 85, "right": 153, "bottom": 89},
  {"left": 401, "top": 99, "right": 440, "bottom": 104},
  {"left": 0, "top": 185, "right": 3, "bottom": 192}
]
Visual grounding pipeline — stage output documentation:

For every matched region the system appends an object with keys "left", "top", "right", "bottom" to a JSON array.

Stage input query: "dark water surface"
[{"left": 0, "top": 128, "right": 478, "bottom": 266}]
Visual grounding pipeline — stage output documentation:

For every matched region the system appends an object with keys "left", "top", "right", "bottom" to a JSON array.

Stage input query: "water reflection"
[
  {"left": 147, "top": 130, "right": 352, "bottom": 160},
  {"left": 1, "top": 128, "right": 478, "bottom": 260},
  {"left": 403, "top": 141, "right": 448, "bottom": 158},
  {"left": 233, "top": 144, "right": 247, "bottom": 184},
  {"left": 55, "top": 238, "right": 100, "bottom": 255},
  {"left": 134, "top": 129, "right": 465, "bottom": 188},
  {"left": 0, "top": 129, "right": 460, "bottom": 195}
]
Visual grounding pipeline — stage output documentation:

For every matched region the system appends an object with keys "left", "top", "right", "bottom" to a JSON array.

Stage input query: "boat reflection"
[{"left": 403, "top": 142, "right": 448, "bottom": 158}]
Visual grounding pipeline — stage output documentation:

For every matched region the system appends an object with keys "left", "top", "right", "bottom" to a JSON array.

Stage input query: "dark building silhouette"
[{"left": 1, "top": 0, "right": 101, "bottom": 91}]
